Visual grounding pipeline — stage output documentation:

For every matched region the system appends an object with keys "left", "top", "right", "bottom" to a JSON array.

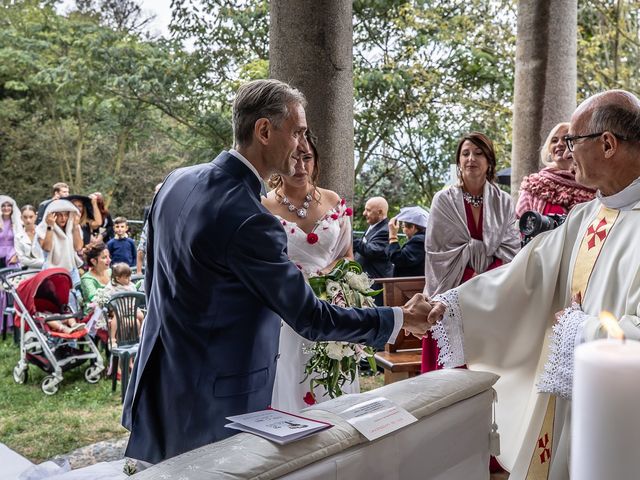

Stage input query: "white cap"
[{"left": 395, "top": 206, "right": 429, "bottom": 228}]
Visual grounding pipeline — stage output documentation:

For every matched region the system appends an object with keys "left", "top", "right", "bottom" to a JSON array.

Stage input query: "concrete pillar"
[
  {"left": 269, "top": 0, "right": 354, "bottom": 200},
  {"left": 511, "top": 0, "right": 577, "bottom": 196}
]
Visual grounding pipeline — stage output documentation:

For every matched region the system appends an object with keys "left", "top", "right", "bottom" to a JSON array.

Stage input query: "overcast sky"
[{"left": 59, "top": 0, "right": 173, "bottom": 37}]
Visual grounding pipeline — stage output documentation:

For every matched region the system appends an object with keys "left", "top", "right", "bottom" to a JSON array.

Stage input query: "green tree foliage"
[
  {"left": 577, "top": 0, "right": 640, "bottom": 100},
  {"left": 169, "top": 0, "right": 517, "bottom": 228},
  {"left": 0, "top": 0, "right": 210, "bottom": 218},
  {"left": 2, "top": 0, "right": 639, "bottom": 223}
]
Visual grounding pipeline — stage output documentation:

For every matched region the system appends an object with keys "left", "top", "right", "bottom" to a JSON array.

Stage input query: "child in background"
[
  {"left": 104, "top": 262, "right": 144, "bottom": 347},
  {"left": 107, "top": 217, "right": 136, "bottom": 267}
]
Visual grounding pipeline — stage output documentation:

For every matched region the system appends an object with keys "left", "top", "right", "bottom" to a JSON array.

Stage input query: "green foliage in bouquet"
[{"left": 303, "top": 260, "right": 380, "bottom": 402}]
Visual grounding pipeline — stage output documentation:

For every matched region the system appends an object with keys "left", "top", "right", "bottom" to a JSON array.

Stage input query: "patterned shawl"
[
  {"left": 424, "top": 182, "right": 520, "bottom": 296},
  {"left": 516, "top": 167, "right": 595, "bottom": 217}
]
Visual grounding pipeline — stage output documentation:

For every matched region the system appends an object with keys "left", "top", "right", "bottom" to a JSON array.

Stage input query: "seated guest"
[
  {"left": 516, "top": 122, "right": 595, "bottom": 217},
  {"left": 103, "top": 262, "right": 144, "bottom": 345},
  {"left": 107, "top": 217, "right": 136, "bottom": 267},
  {"left": 15, "top": 205, "right": 44, "bottom": 269},
  {"left": 36, "top": 199, "right": 83, "bottom": 286},
  {"left": 385, "top": 206, "right": 429, "bottom": 277}
]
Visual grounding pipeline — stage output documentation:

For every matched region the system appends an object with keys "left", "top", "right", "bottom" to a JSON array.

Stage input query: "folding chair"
[{"left": 106, "top": 291, "right": 145, "bottom": 402}]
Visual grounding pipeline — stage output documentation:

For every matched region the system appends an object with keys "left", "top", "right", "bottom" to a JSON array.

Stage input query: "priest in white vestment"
[{"left": 426, "top": 90, "right": 640, "bottom": 480}]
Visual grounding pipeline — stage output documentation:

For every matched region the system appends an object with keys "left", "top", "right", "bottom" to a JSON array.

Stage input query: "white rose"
[
  {"left": 346, "top": 271, "right": 372, "bottom": 292},
  {"left": 326, "top": 341, "right": 345, "bottom": 360},
  {"left": 342, "top": 345, "right": 355, "bottom": 358}
]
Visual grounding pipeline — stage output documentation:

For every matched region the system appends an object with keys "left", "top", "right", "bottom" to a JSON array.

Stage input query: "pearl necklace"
[
  {"left": 462, "top": 191, "right": 483, "bottom": 208},
  {"left": 281, "top": 192, "right": 313, "bottom": 219}
]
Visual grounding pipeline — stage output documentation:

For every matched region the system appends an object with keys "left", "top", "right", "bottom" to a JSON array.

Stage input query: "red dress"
[
  {"left": 421, "top": 202, "right": 507, "bottom": 473},
  {"left": 421, "top": 201, "right": 503, "bottom": 372}
]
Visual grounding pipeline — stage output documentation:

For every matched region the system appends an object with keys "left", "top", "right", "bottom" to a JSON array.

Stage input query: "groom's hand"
[{"left": 400, "top": 293, "right": 434, "bottom": 338}]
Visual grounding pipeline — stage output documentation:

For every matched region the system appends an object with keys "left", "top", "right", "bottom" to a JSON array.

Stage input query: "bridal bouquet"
[{"left": 303, "top": 260, "right": 381, "bottom": 403}]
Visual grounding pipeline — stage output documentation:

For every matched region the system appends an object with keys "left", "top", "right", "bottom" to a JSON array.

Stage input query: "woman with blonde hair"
[{"left": 516, "top": 122, "right": 595, "bottom": 217}]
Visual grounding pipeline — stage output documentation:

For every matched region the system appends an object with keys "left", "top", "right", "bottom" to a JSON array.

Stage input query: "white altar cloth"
[{"left": 133, "top": 369, "right": 499, "bottom": 480}]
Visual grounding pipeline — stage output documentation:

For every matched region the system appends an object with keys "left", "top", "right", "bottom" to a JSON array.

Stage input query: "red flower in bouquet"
[
  {"left": 331, "top": 213, "right": 339, "bottom": 220},
  {"left": 344, "top": 207, "right": 353, "bottom": 216},
  {"left": 307, "top": 232, "right": 319, "bottom": 244},
  {"left": 303, "top": 391, "right": 316, "bottom": 405}
]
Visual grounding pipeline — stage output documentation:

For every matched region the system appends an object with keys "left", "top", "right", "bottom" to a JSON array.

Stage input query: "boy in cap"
[{"left": 386, "top": 206, "right": 429, "bottom": 277}]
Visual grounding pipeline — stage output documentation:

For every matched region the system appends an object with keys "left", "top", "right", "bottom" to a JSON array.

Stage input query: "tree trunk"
[
  {"left": 269, "top": 0, "right": 354, "bottom": 201},
  {"left": 511, "top": 0, "right": 577, "bottom": 197}
]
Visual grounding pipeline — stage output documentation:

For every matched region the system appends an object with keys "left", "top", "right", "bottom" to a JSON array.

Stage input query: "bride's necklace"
[
  {"left": 462, "top": 190, "right": 483, "bottom": 208},
  {"left": 281, "top": 192, "right": 313, "bottom": 219}
]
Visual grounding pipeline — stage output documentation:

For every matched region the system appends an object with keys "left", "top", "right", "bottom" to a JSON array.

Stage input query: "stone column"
[
  {"left": 269, "top": 0, "right": 354, "bottom": 200},
  {"left": 511, "top": 0, "right": 577, "bottom": 196}
]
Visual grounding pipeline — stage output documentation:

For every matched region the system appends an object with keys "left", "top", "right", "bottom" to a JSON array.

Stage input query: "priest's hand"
[
  {"left": 427, "top": 301, "right": 447, "bottom": 326},
  {"left": 401, "top": 293, "right": 434, "bottom": 338}
]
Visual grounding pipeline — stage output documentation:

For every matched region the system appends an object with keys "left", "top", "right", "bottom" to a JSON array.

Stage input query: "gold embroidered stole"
[{"left": 525, "top": 206, "right": 620, "bottom": 479}]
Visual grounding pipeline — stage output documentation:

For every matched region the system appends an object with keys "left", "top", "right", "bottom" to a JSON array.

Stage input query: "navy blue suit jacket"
[
  {"left": 385, "top": 231, "right": 426, "bottom": 277},
  {"left": 122, "top": 152, "right": 395, "bottom": 463},
  {"left": 353, "top": 218, "right": 393, "bottom": 279}
]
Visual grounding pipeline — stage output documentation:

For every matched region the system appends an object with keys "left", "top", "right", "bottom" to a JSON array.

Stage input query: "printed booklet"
[{"left": 225, "top": 408, "right": 333, "bottom": 445}]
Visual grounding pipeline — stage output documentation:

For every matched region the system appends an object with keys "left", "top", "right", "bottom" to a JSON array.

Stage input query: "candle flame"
[{"left": 599, "top": 311, "right": 625, "bottom": 340}]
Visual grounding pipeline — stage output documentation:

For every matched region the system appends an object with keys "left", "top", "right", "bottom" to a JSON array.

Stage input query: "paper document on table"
[
  {"left": 225, "top": 408, "right": 333, "bottom": 445},
  {"left": 337, "top": 397, "right": 417, "bottom": 441}
]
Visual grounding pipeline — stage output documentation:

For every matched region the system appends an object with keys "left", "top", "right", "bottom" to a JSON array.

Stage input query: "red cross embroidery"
[
  {"left": 586, "top": 218, "right": 608, "bottom": 250},
  {"left": 538, "top": 433, "right": 551, "bottom": 464}
]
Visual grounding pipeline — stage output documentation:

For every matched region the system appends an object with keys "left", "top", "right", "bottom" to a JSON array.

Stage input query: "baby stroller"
[{"left": 1, "top": 267, "right": 105, "bottom": 395}]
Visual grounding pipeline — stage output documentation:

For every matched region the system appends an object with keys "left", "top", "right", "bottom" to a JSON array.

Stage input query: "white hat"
[{"left": 395, "top": 206, "right": 429, "bottom": 228}]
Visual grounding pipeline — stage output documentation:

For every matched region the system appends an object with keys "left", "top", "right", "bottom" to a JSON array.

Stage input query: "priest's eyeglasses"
[{"left": 563, "top": 132, "right": 629, "bottom": 152}]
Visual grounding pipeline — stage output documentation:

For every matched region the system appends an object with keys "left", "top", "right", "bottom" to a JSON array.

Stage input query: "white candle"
[{"left": 572, "top": 339, "right": 640, "bottom": 480}]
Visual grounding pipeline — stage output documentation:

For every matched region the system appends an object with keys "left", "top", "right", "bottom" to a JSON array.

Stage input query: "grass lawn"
[{"left": 0, "top": 337, "right": 127, "bottom": 463}]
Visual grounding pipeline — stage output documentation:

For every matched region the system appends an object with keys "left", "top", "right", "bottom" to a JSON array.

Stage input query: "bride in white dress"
[{"left": 263, "top": 131, "right": 359, "bottom": 412}]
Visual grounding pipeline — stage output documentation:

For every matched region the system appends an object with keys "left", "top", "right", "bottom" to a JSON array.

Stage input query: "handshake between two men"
[{"left": 399, "top": 293, "right": 447, "bottom": 339}]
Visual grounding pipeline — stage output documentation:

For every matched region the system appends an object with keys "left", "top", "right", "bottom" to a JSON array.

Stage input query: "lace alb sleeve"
[
  {"left": 431, "top": 289, "right": 466, "bottom": 368},
  {"left": 537, "top": 304, "right": 590, "bottom": 400}
]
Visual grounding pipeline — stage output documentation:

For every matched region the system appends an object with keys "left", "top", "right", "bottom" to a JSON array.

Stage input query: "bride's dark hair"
[{"left": 269, "top": 129, "right": 321, "bottom": 204}]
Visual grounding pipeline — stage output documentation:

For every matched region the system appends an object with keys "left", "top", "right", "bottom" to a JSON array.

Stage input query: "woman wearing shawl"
[
  {"left": 516, "top": 122, "right": 595, "bottom": 217},
  {"left": 0, "top": 195, "right": 23, "bottom": 334},
  {"left": 422, "top": 132, "right": 520, "bottom": 372},
  {"left": 0, "top": 195, "right": 22, "bottom": 269},
  {"left": 36, "top": 199, "right": 84, "bottom": 286}
]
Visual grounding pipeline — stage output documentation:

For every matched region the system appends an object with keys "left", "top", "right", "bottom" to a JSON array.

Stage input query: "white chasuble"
[{"left": 431, "top": 198, "right": 640, "bottom": 480}]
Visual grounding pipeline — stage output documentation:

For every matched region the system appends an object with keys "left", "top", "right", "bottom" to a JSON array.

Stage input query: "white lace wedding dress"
[{"left": 271, "top": 199, "right": 360, "bottom": 412}]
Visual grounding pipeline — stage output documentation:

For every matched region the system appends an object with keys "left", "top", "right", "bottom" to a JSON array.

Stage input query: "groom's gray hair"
[{"left": 233, "top": 79, "right": 307, "bottom": 148}]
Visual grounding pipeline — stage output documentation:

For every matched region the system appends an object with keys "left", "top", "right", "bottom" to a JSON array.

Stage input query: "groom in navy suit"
[{"left": 122, "top": 79, "right": 432, "bottom": 465}]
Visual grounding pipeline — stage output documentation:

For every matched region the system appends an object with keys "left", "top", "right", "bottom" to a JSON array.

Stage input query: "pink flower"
[
  {"left": 303, "top": 391, "right": 316, "bottom": 405},
  {"left": 291, "top": 228, "right": 296, "bottom": 234},
  {"left": 344, "top": 207, "right": 353, "bottom": 217},
  {"left": 282, "top": 220, "right": 287, "bottom": 226},
  {"left": 331, "top": 213, "right": 339, "bottom": 220},
  {"left": 307, "top": 232, "right": 319, "bottom": 244},
  {"left": 340, "top": 198, "right": 346, "bottom": 205}
]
